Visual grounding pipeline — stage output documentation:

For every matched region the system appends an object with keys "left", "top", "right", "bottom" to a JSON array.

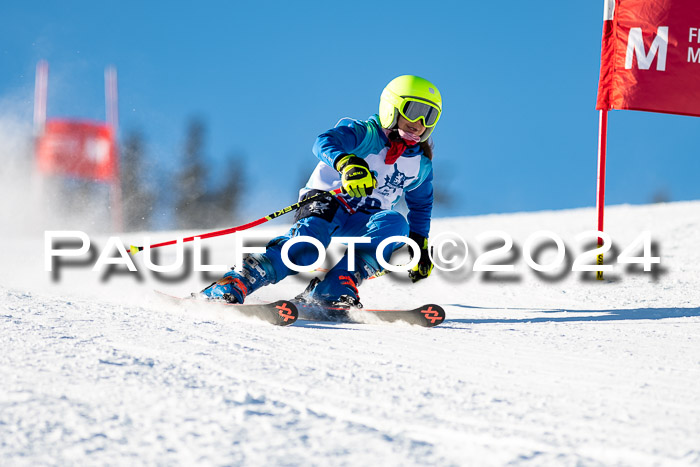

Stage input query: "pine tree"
[
  {"left": 121, "top": 129, "right": 155, "bottom": 231},
  {"left": 207, "top": 152, "right": 246, "bottom": 226},
  {"left": 175, "top": 118, "right": 208, "bottom": 228}
]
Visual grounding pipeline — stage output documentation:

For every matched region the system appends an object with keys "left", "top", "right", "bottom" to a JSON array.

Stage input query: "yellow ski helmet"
[{"left": 379, "top": 75, "right": 442, "bottom": 142}]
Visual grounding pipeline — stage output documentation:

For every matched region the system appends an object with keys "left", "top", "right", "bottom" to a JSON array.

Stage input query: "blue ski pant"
[{"left": 261, "top": 207, "right": 409, "bottom": 286}]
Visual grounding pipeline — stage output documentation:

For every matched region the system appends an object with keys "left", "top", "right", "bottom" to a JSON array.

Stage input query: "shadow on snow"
[{"left": 446, "top": 304, "right": 700, "bottom": 324}]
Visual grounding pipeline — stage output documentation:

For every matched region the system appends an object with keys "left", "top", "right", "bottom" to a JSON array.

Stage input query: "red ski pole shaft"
[{"left": 129, "top": 188, "right": 346, "bottom": 255}]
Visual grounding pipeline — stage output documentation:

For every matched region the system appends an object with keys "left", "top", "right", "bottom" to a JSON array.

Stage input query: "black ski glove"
[{"left": 408, "top": 231, "right": 434, "bottom": 283}]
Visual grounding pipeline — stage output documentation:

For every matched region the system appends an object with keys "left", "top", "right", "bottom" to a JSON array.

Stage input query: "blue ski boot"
[
  {"left": 294, "top": 273, "right": 363, "bottom": 321},
  {"left": 199, "top": 254, "right": 273, "bottom": 303},
  {"left": 307, "top": 269, "right": 363, "bottom": 308}
]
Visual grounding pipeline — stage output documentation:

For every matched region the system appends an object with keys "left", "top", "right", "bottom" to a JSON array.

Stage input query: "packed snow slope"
[{"left": 2, "top": 201, "right": 700, "bottom": 466}]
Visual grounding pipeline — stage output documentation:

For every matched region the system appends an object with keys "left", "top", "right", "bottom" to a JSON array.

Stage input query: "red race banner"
[
  {"left": 596, "top": 0, "right": 700, "bottom": 117},
  {"left": 36, "top": 119, "right": 117, "bottom": 182}
]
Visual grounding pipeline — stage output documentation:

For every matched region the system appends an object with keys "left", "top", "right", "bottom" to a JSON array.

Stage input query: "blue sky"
[{"left": 2, "top": 1, "right": 699, "bottom": 222}]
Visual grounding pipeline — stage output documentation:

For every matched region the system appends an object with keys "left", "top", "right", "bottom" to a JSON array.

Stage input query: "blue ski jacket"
[{"left": 302, "top": 115, "right": 433, "bottom": 238}]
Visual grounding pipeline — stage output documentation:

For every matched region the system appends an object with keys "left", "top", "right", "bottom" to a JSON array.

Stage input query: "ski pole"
[{"left": 129, "top": 188, "right": 350, "bottom": 254}]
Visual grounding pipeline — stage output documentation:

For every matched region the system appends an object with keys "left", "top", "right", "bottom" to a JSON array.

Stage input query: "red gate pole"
[
  {"left": 596, "top": 109, "right": 608, "bottom": 280},
  {"left": 33, "top": 60, "right": 48, "bottom": 136}
]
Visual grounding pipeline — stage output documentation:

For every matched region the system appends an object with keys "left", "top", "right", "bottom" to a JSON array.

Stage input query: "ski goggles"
[{"left": 399, "top": 98, "right": 441, "bottom": 128}]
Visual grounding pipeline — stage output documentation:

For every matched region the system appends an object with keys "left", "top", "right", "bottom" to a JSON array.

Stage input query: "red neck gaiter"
[
  {"left": 384, "top": 130, "right": 419, "bottom": 164},
  {"left": 385, "top": 138, "right": 407, "bottom": 165}
]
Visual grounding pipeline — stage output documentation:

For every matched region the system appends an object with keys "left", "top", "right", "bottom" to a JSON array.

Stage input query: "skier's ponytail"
[{"left": 419, "top": 140, "right": 433, "bottom": 160}]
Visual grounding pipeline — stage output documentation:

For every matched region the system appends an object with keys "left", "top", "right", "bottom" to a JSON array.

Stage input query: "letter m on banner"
[{"left": 625, "top": 26, "right": 668, "bottom": 70}]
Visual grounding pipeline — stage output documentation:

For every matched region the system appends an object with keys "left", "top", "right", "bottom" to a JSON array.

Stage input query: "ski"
[
  {"left": 154, "top": 291, "right": 298, "bottom": 326},
  {"left": 154, "top": 291, "right": 442, "bottom": 327},
  {"left": 292, "top": 301, "right": 446, "bottom": 327}
]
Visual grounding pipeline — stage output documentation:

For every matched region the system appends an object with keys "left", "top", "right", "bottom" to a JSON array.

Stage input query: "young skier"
[{"left": 200, "top": 75, "right": 442, "bottom": 307}]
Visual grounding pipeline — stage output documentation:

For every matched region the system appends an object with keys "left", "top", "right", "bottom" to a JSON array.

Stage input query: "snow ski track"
[{"left": 3, "top": 201, "right": 700, "bottom": 465}]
